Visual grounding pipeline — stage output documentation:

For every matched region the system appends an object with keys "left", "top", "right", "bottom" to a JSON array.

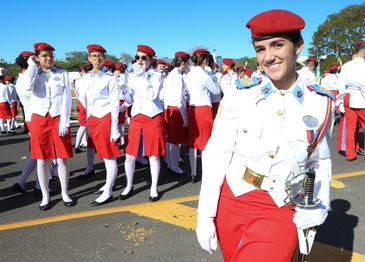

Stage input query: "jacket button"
[
  {"left": 277, "top": 110, "right": 283, "bottom": 116},
  {"left": 268, "top": 153, "right": 275, "bottom": 159},
  {"left": 243, "top": 128, "right": 248, "bottom": 133}
]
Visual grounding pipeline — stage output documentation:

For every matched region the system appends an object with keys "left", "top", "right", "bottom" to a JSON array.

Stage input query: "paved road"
[{"left": 0, "top": 119, "right": 365, "bottom": 262}]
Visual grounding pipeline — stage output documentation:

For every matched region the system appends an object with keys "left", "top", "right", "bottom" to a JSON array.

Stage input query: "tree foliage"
[
  {"left": 309, "top": 3, "right": 365, "bottom": 56},
  {"left": 235, "top": 56, "right": 257, "bottom": 71},
  {"left": 120, "top": 53, "right": 133, "bottom": 65}
]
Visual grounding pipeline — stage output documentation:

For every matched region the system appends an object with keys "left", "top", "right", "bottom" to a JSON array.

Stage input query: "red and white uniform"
[
  {"left": 185, "top": 66, "right": 220, "bottom": 150},
  {"left": 74, "top": 75, "right": 87, "bottom": 127},
  {"left": 0, "top": 83, "right": 11, "bottom": 119},
  {"left": 124, "top": 67, "right": 165, "bottom": 156},
  {"left": 15, "top": 73, "right": 33, "bottom": 131},
  {"left": 23, "top": 58, "right": 72, "bottom": 160},
  {"left": 163, "top": 67, "right": 188, "bottom": 144},
  {"left": 338, "top": 57, "right": 365, "bottom": 160},
  {"left": 210, "top": 70, "right": 223, "bottom": 118},
  {"left": 78, "top": 69, "right": 121, "bottom": 159},
  {"left": 7, "top": 83, "right": 18, "bottom": 117},
  {"left": 219, "top": 70, "right": 238, "bottom": 96},
  {"left": 117, "top": 73, "right": 128, "bottom": 124}
]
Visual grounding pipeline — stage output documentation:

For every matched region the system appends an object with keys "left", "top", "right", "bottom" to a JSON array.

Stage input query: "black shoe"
[
  {"left": 1, "top": 131, "right": 7, "bottom": 134},
  {"left": 119, "top": 187, "right": 134, "bottom": 200},
  {"left": 178, "top": 159, "right": 185, "bottom": 167},
  {"left": 39, "top": 203, "right": 51, "bottom": 211},
  {"left": 168, "top": 169, "right": 187, "bottom": 176},
  {"left": 63, "top": 199, "right": 76, "bottom": 207},
  {"left": 347, "top": 157, "right": 357, "bottom": 162},
  {"left": 7, "top": 130, "right": 16, "bottom": 135},
  {"left": 74, "top": 147, "right": 83, "bottom": 154},
  {"left": 149, "top": 193, "right": 160, "bottom": 202},
  {"left": 338, "top": 150, "right": 346, "bottom": 157},
  {"left": 90, "top": 195, "right": 113, "bottom": 206},
  {"left": 191, "top": 175, "right": 197, "bottom": 184},
  {"left": 50, "top": 176, "right": 58, "bottom": 183},
  {"left": 12, "top": 183, "right": 26, "bottom": 194},
  {"left": 16, "top": 125, "right": 22, "bottom": 129},
  {"left": 77, "top": 169, "right": 95, "bottom": 179},
  {"left": 356, "top": 148, "right": 364, "bottom": 156}
]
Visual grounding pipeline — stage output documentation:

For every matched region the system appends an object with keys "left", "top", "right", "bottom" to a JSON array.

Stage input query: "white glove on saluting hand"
[
  {"left": 196, "top": 216, "right": 218, "bottom": 255},
  {"left": 293, "top": 203, "right": 329, "bottom": 229},
  {"left": 58, "top": 126, "right": 68, "bottom": 137}
]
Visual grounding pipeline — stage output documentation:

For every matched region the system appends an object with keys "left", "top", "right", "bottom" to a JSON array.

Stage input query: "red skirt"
[
  {"left": 187, "top": 105, "right": 213, "bottom": 150},
  {"left": 164, "top": 106, "right": 188, "bottom": 144},
  {"left": 88, "top": 113, "right": 121, "bottom": 159},
  {"left": 211, "top": 102, "right": 220, "bottom": 119},
  {"left": 216, "top": 180, "right": 298, "bottom": 262},
  {"left": 30, "top": 113, "right": 73, "bottom": 160},
  {"left": 118, "top": 99, "right": 126, "bottom": 124},
  {"left": 77, "top": 101, "right": 87, "bottom": 126},
  {"left": 10, "top": 102, "right": 18, "bottom": 117},
  {"left": 0, "top": 102, "right": 11, "bottom": 119},
  {"left": 125, "top": 113, "right": 165, "bottom": 157}
]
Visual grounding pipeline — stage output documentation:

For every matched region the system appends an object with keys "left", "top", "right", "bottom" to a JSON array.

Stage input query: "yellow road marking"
[
  {"left": 333, "top": 170, "right": 365, "bottom": 179},
  {"left": 0, "top": 195, "right": 198, "bottom": 231},
  {"left": 331, "top": 180, "right": 346, "bottom": 189}
]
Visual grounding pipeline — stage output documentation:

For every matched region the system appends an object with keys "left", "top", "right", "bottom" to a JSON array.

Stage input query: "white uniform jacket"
[
  {"left": 220, "top": 70, "right": 238, "bottom": 96},
  {"left": 0, "top": 83, "right": 10, "bottom": 103},
  {"left": 297, "top": 66, "right": 316, "bottom": 86},
  {"left": 15, "top": 74, "right": 32, "bottom": 122},
  {"left": 124, "top": 67, "right": 164, "bottom": 118},
  {"left": 7, "top": 84, "right": 18, "bottom": 102},
  {"left": 198, "top": 77, "right": 333, "bottom": 218},
  {"left": 23, "top": 57, "right": 71, "bottom": 129},
  {"left": 320, "top": 73, "right": 339, "bottom": 91},
  {"left": 338, "top": 57, "right": 365, "bottom": 108}
]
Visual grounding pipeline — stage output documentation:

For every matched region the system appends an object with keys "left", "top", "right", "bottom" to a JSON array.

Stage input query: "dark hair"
[
  {"left": 191, "top": 53, "right": 210, "bottom": 66},
  {"left": 120, "top": 64, "right": 128, "bottom": 73},
  {"left": 355, "top": 43, "right": 365, "bottom": 53},
  {"left": 15, "top": 55, "right": 29, "bottom": 69},
  {"left": 252, "top": 31, "right": 303, "bottom": 45},
  {"left": 171, "top": 56, "right": 189, "bottom": 68}
]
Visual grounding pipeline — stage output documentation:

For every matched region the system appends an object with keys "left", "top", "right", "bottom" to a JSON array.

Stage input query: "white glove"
[
  {"left": 293, "top": 203, "right": 329, "bottom": 229},
  {"left": 196, "top": 216, "right": 218, "bottom": 254},
  {"left": 58, "top": 126, "right": 68, "bottom": 137},
  {"left": 110, "top": 128, "right": 121, "bottom": 142},
  {"left": 339, "top": 103, "right": 345, "bottom": 113},
  {"left": 132, "top": 63, "right": 145, "bottom": 77}
]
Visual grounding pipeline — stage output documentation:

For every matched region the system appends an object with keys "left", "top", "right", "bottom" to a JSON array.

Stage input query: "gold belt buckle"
[{"left": 242, "top": 167, "right": 265, "bottom": 189}]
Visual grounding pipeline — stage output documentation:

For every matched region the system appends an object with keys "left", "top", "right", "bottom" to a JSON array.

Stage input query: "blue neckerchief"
[
  {"left": 261, "top": 82, "right": 273, "bottom": 98},
  {"left": 292, "top": 84, "right": 305, "bottom": 104},
  {"left": 37, "top": 66, "right": 56, "bottom": 75}
]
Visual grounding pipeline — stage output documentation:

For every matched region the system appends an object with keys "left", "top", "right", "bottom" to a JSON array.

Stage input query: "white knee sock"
[
  {"left": 75, "top": 126, "right": 86, "bottom": 148},
  {"left": 170, "top": 144, "right": 183, "bottom": 173},
  {"left": 37, "top": 159, "right": 51, "bottom": 206},
  {"left": 149, "top": 156, "right": 160, "bottom": 197},
  {"left": 57, "top": 158, "right": 72, "bottom": 202},
  {"left": 9, "top": 117, "right": 14, "bottom": 130},
  {"left": 189, "top": 148, "right": 197, "bottom": 177},
  {"left": 95, "top": 158, "right": 118, "bottom": 203},
  {"left": 83, "top": 147, "right": 95, "bottom": 174},
  {"left": 0, "top": 119, "right": 4, "bottom": 131},
  {"left": 17, "top": 158, "right": 37, "bottom": 188},
  {"left": 14, "top": 118, "right": 19, "bottom": 128},
  {"left": 6, "top": 119, "right": 11, "bottom": 132},
  {"left": 119, "top": 124, "right": 125, "bottom": 146},
  {"left": 122, "top": 154, "right": 136, "bottom": 195}
]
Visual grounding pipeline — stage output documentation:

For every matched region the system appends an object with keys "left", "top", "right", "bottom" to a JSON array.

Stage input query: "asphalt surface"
[{"left": 1, "top": 116, "right": 365, "bottom": 262}]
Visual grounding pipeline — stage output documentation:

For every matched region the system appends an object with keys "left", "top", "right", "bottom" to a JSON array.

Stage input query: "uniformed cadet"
[
  {"left": 297, "top": 57, "right": 318, "bottom": 86},
  {"left": 78, "top": 44, "right": 121, "bottom": 205},
  {"left": 219, "top": 58, "right": 238, "bottom": 96},
  {"left": 121, "top": 44, "right": 165, "bottom": 202},
  {"left": 338, "top": 40, "right": 365, "bottom": 161},
  {"left": 207, "top": 55, "right": 222, "bottom": 119},
  {"left": 114, "top": 62, "right": 128, "bottom": 147},
  {"left": 23, "top": 42, "right": 75, "bottom": 211},
  {"left": 0, "top": 75, "right": 12, "bottom": 134},
  {"left": 5, "top": 76, "right": 19, "bottom": 132},
  {"left": 163, "top": 51, "right": 190, "bottom": 176},
  {"left": 196, "top": 10, "right": 333, "bottom": 261},
  {"left": 185, "top": 48, "right": 221, "bottom": 183}
]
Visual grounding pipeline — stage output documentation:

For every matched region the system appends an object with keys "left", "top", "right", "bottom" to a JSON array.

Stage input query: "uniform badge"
[
  {"left": 303, "top": 115, "right": 319, "bottom": 129},
  {"left": 292, "top": 85, "right": 304, "bottom": 104},
  {"left": 236, "top": 76, "right": 260, "bottom": 90},
  {"left": 261, "top": 82, "right": 273, "bottom": 98},
  {"left": 53, "top": 77, "right": 62, "bottom": 82}
]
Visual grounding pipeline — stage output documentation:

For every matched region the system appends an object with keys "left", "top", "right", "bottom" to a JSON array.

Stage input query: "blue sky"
[{"left": 1, "top": 0, "right": 364, "bottom": 63}]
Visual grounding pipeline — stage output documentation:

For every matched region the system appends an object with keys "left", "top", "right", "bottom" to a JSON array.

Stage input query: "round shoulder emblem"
[{"left": 303, "top": 115, "right": 319, "bottom": 129}]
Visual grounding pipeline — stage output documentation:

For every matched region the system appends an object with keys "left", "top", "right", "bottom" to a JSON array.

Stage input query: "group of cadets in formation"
[{"left": 0, "top": 38, "right": 364, "bottom": 211}]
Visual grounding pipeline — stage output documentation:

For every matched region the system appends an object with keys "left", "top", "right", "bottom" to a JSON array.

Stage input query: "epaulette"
[
  {"left": 307, "top": 84, "right": 335, "bottom": 100},
  {"left": 236, "top": 76, "right": 261, "bottom": 90}
]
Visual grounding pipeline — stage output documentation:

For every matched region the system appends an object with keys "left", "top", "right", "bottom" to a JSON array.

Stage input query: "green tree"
[
  {"left": 65, "top": 51, "right": 88, "bottom": 63},
  {"left": 309, "top": 3, "right": 365, "bottom": 57},
  {"left": 235, "top": 56, "right": 257, "bottom": 71}
]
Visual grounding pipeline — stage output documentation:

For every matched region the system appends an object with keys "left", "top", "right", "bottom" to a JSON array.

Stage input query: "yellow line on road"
[
  {"left": 0, "top": 195, "right": 199, "bottom": 231},
  {"left": 333, "top": 170, "right": 365, "bottom": 179}
]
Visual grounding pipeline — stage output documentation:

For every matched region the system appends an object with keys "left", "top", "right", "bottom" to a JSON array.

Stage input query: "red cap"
[
  {"left": 87, "top": 44, "right": 107, "bottom": 53},
  {"left": 20, "top": 51, "right": 35, "bottom": 57},
  {"left": 307, "top": 57, "right": 318, "bottom": 65},
  {"left": 331, "top": 62, "right": 340, "bottom": 66},
  {"left": 356, "top": 40, "right": 365, "bottom": 46},
  {"left": 245, "top": 68, "right": 253, "bottom": 77},
  {"left": 246, "top": 9, "right": 305, "bottom": 39},
  {"left": 324, "top": 69, "right": 330, "bottom": 74},
  {"left": 175, "top": 51, "right": 190, "bottom": 59},
  {"left": 33, "top": 42, "right": 55, "bottom": 51},
  {"left": 237, "top": 66, "right": 246, "bottom": 72},
  {"left": 214, "top": 63, "right": 219, "bottom": 68},
  {"left": 4, "top": 75, "right": 14, "bottom": 81},
  {"left": 193, "top": 48, "right": 210, "bottom": 55},
  {"left": 115, "top": 62, "right": 124, "bottom": 70},
  {"left": 103, "top": 59, "right": 115, "bottom": 68},
  {"left": 222, "top": 58, "right": 235, "bottom": 67},
  {"left": 329, "top": 65, "right": 338, "bottom": 72},
  {"left": 137, "top": 45, "right": 156, "bottom": 57},
  {"left": 80, "top": 64, "right": 93, "bottom": 71},
  {"left": 156, "top": 59, "right": 168, "bottom": 66}
]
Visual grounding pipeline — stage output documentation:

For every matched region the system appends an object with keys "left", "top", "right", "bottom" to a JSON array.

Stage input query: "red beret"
[
  {"left": 156, "top": 59, "right": 168, "bottom": 66},
  {"left": 193, "top": 48, "right": 210, "bottom": 55},
  {"left": 4, "top": 75, "right": 14, "bottom": 81},
  {"left": 237, "top": 66, "right": 246, "bottom": 72},
  {"left": 246, "top": 9, "right": 305, "bottom": 39},
  {"left": 222, "top": 58, "right": 235, "bottom": 67},
  {"left": 137, "top": 45, "right": 156, "bottom": 57},
  {"left": 329, "top": 65, "right": 338, "bottom": 72},
  {"left": 33, "top": 42, "right": 55, "bottom": 51},
  {"left": 324, "top": 69, "right": 330, "bottom": 74},
  {"left": 20, "top": 51, "right": 35, "bottom": 57},
  {"left": 80, "top": 63, "right": 93, "bottom": 71},
  {"left": 175, "top": 51, "right": 190, "bottom": 59},
  {"left": 103, "top": 59, "right": 115, "bottom": 68},
  {"left": 245, "top": 68, "right": 253, "bottom": 77},
  {"left": 331, "top": 62, "right": 340, "bottom": 66},
  {"left": 307, "top": 57, "right": 318, "bottom": 65},
  {"left": 356, "top": 40, "right": 365, "bottom": 46},
  {"left": 87, "top": 44, "right": 107, "bottom": 53},
  {"left": 115, "top": 62, "right": 124, "bottom": 70}
]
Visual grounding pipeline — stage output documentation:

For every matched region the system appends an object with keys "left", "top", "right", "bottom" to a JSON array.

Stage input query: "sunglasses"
[{"left": 135, "top": 55, "right": 148, "bottom": 61}]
